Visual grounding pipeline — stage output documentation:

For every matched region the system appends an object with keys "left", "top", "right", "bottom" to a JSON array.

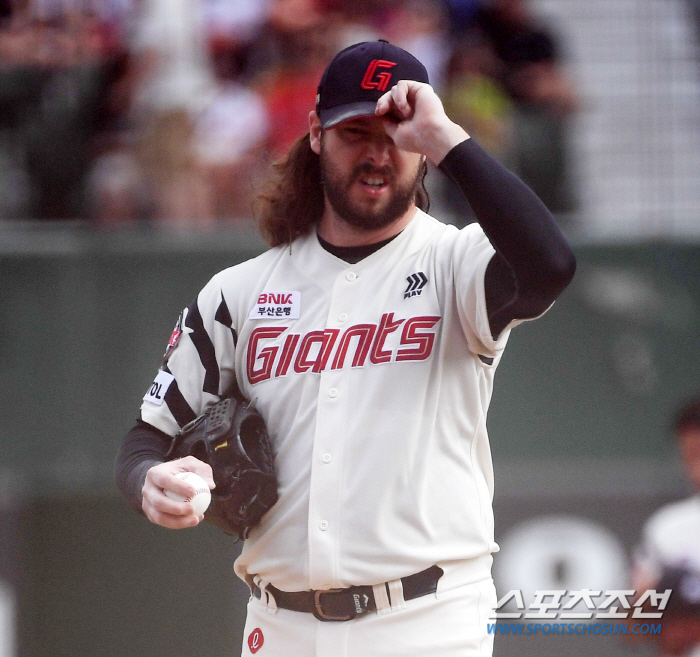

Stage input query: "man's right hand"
[{"left": 141, "top": 457, "right": 215, "bottom": 529}]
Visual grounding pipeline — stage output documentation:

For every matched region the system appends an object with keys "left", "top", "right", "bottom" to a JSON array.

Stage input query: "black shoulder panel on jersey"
[
  {"left": 185, "top": 299, "right": 220, "bottom": 396},
  {"left": 163, "top": 375, "right": 197, "bottom": 427},
  {"left": 215, "top": 293, "right": 238, "bottom": 347}
]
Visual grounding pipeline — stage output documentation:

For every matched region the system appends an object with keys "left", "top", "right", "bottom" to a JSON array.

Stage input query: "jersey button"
[
  {"left": 328, "top": 387, "right": 339, "bottom": 398},
  {"left": 319, "top": 520, "right": 329, "bottom": 531},
  {"left": 345, "top": 271, "right": 357, "bottom": 282},
  {"left": 322, "top": 453, "right": 332, "bottom": 463},
  {"left": 338, "top": 312, "right": 348, "bottom": 322}
]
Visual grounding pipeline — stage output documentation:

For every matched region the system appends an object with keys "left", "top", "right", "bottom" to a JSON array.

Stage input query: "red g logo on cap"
[
  {"left": 248, "top": 628, "right": 264, "bottom": 653},
  {"left": 360, "top": 60, "right": 397, "bottom": 92}
]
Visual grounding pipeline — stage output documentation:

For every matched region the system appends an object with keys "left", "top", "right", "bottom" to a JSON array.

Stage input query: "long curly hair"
[{"left": 256, "top": 132, "right": 431, "bottom": 247}]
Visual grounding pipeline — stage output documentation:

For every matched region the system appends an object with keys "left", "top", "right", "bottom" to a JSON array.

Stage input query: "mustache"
[{"left": 351, "top": 162, "right": 395, "bottom": 183}]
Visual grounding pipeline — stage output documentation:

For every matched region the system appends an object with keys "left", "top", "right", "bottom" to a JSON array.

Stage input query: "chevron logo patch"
[{"left": 404, "top": 272, "right": 428, "bottom": 299}]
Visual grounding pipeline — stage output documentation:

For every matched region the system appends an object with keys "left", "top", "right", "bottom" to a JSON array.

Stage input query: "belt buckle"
[{"left": 313, "top": 589, "right": 356, "bottom": 622}]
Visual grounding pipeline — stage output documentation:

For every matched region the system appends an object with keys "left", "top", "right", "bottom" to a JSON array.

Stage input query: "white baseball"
[{"left": 164, "top": 472, "right": 211, "bottom": 516}]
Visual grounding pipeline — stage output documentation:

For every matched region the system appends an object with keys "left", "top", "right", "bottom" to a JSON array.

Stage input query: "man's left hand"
[{"left": 375, "top": 80, "right": 469, "bottom": 165}]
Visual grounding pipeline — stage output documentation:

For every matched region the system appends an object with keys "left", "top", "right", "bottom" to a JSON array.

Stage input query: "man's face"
[
  {"left": 679, "top": 428, "right": 700, "bottom": 491},
  {"left": 318, "top": 117, "right": 424, "bottom": 231}
]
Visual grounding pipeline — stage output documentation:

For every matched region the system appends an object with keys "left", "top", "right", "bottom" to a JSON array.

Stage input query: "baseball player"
[
  {"left": 116, "top": 40, "right": 576, "bottom": 656},
  {"left": 632, "top": 397, "right": 700, "bottom": 657}
]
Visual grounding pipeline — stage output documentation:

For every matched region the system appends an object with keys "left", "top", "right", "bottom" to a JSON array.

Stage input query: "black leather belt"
[{"left": 252, "top": 565, "right": 443, "bottom": 621}]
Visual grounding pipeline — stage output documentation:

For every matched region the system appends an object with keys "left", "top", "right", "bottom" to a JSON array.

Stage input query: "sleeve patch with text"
[{"left": 143, "top": 370, "right": 175, "bottom": 406}]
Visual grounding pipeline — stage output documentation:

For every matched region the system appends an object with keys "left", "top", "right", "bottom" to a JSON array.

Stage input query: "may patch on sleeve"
[
  {"left": 249, "top": 291, "right": 300, "bottom": 320},
  {"left": 143, "top": 370, "right": 175, "bottom": 406}
]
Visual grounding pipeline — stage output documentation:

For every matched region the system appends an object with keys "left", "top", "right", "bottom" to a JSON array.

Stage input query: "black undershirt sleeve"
[
  {"left": 114, "top": 419, "right": 172, "bottom": 515},
  {"left": 438, "top": 138, "right": 576, "bottom": 339}
]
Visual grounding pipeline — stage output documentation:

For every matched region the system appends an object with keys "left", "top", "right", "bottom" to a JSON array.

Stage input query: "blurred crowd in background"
[{"left": 0, "top": 0, "right": 582, "bottom": 227}]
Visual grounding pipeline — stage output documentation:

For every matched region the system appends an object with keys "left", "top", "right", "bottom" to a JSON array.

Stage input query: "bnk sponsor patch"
[{"left": 249, "top": 291, "right": 300, "bottom": 320}]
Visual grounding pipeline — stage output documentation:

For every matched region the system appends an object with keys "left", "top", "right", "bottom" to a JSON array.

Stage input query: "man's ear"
[{"left": 309, "top": 111, "right": 322, "bottom": 155}]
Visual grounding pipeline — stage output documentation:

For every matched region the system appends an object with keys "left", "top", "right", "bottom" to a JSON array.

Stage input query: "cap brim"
[{"left": 319, "top": 101, "right": 379, "bottom": 129}]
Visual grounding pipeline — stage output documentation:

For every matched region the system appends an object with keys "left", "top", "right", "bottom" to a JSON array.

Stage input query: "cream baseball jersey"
[
  {"left": 635, "top": 495, "right": 700, "bottom": 578},
  {"left": 141, "top": 210, "right": 520, "bottom": 592}
]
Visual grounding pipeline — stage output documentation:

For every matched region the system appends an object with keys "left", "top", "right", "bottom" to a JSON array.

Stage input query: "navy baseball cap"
[{"left": 316, "top": 40, "right": 429, "bottom": 129}]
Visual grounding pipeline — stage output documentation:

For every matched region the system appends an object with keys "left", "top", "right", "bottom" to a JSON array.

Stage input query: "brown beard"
[{"left": 320, "top": 144, "right": 423, "bottom": 231}]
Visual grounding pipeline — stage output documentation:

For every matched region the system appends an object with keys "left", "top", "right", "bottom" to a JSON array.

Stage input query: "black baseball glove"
[{"left": 166, "top": 394, "right": 278, "bottom": 540}]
